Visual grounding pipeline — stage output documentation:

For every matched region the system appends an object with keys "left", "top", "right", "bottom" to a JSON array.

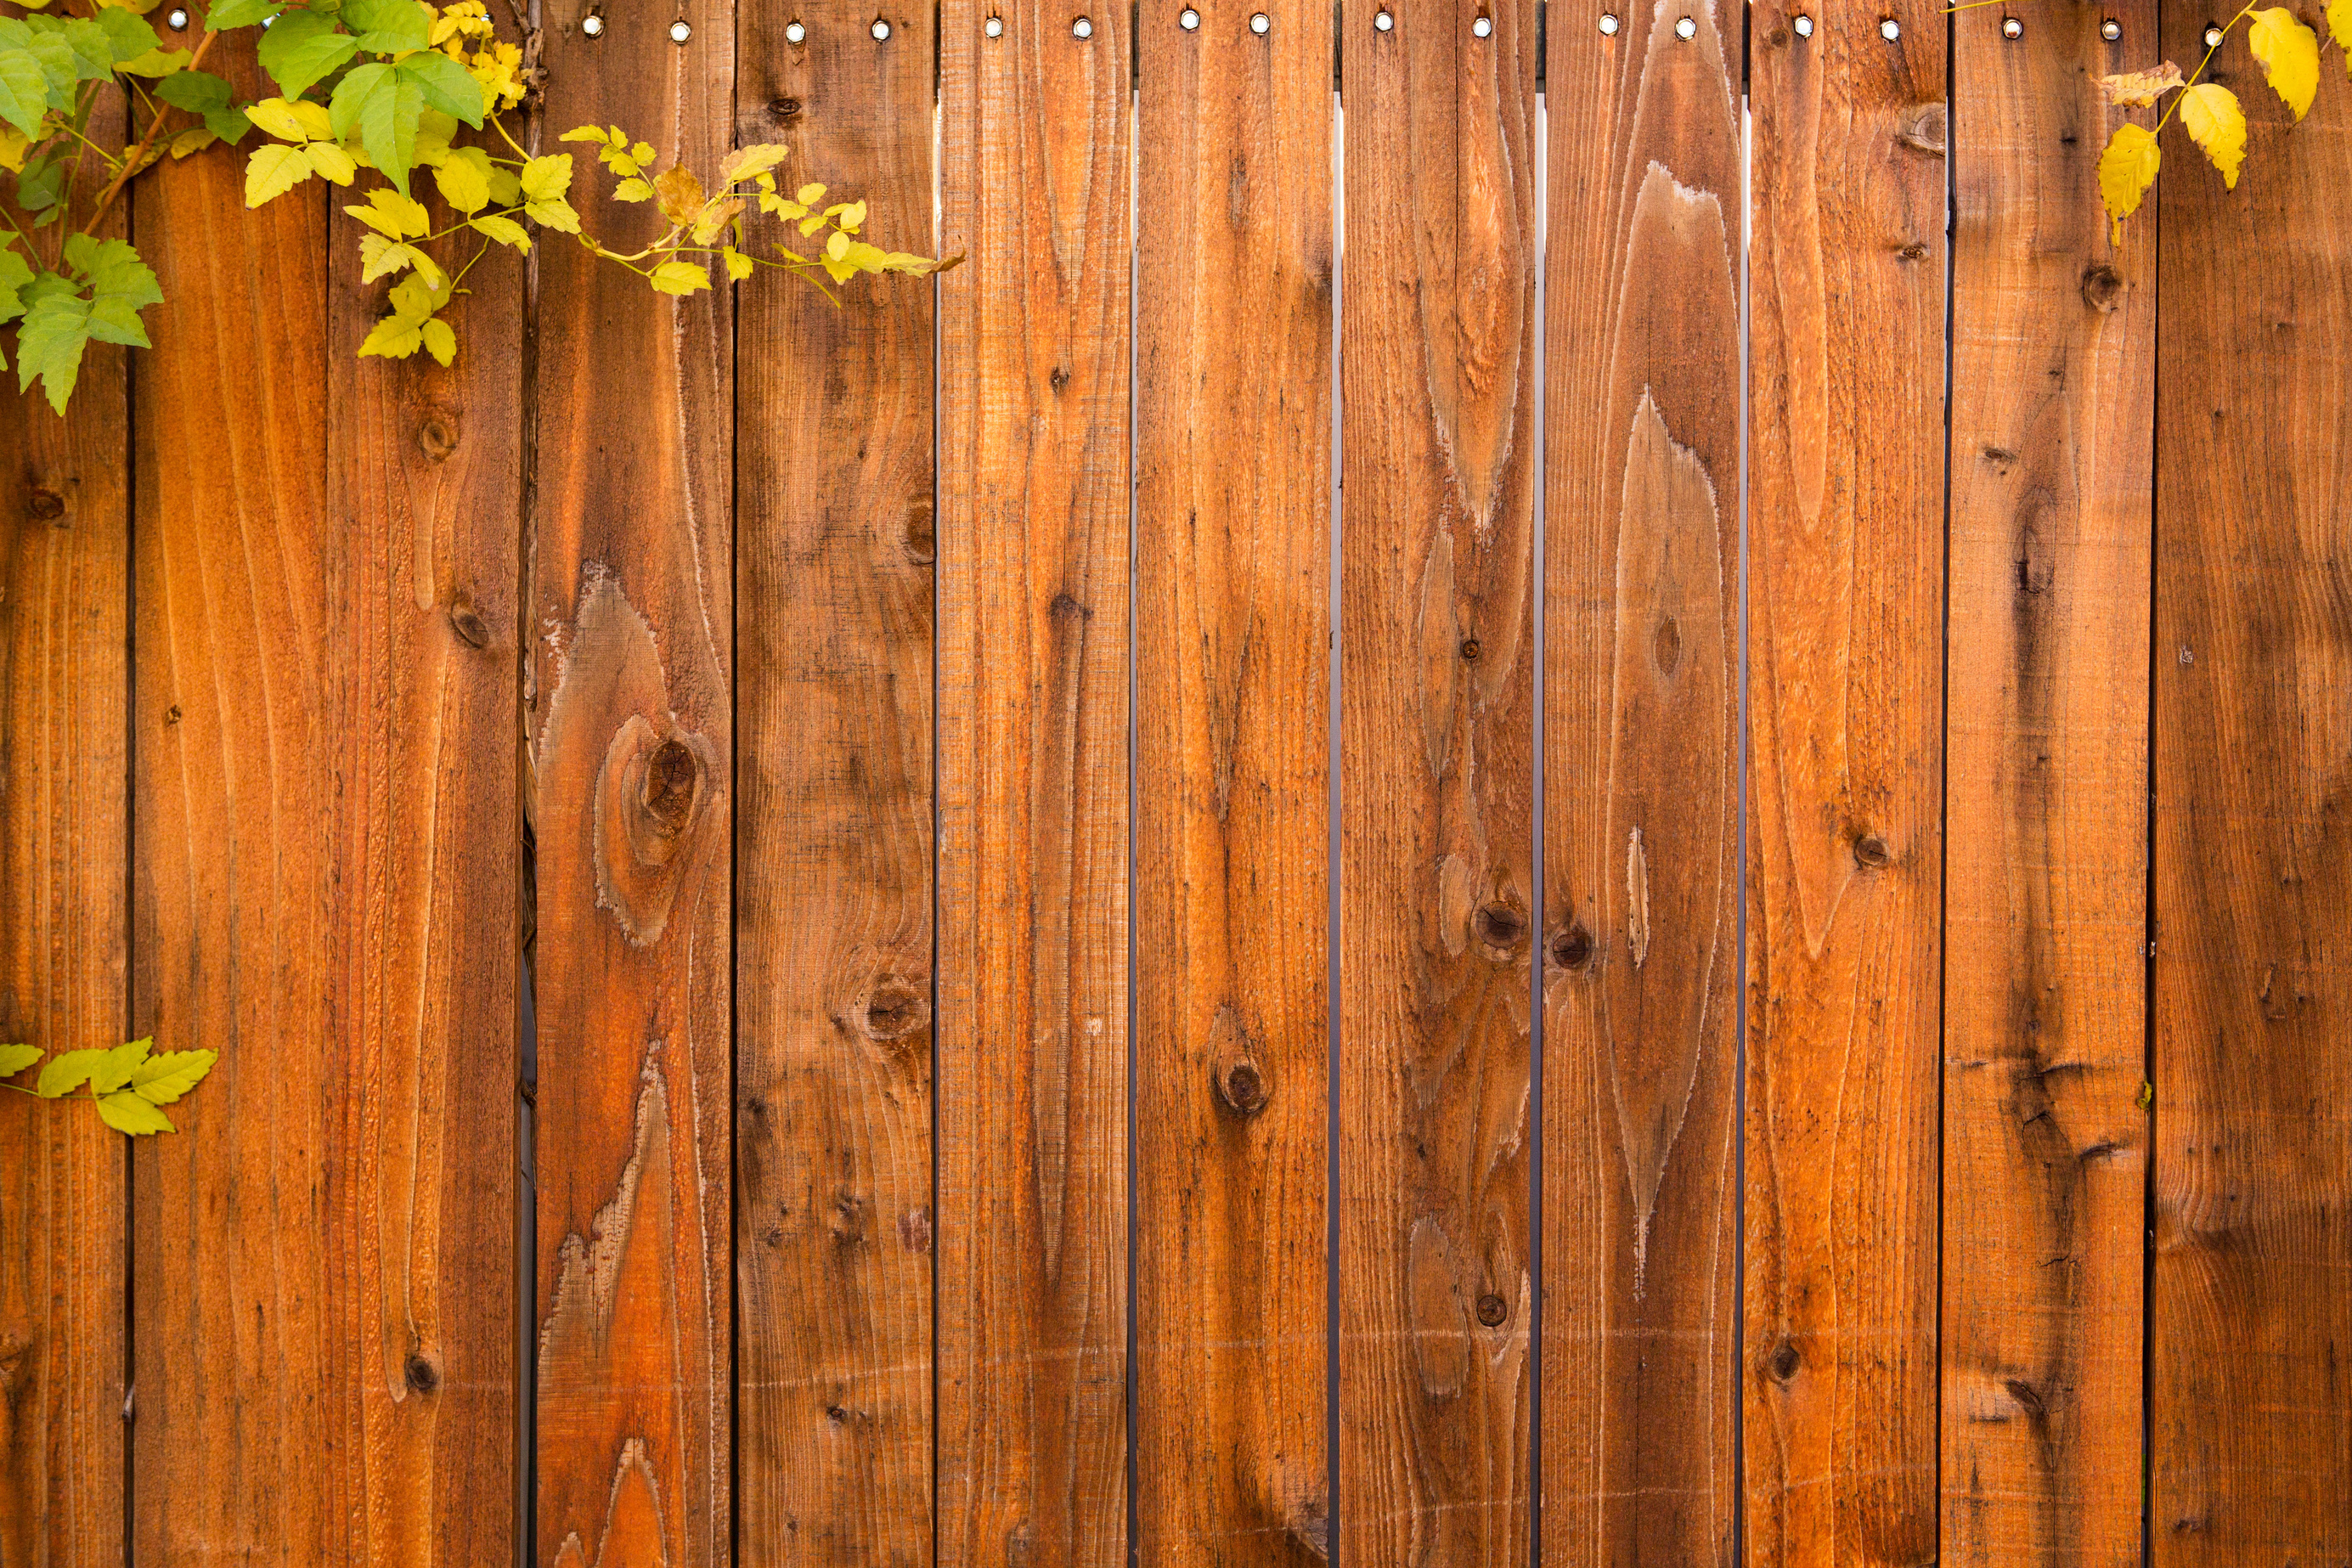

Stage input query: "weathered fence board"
[
  {"left": 1134, "top": 1, "right": 1333, "bottom": 1562},
  {"left": 1746, "top": 0, "right": 1947, "bottom": 1561},
  {"left": 733, "top": 2, "right": 939, "bottom": 1560},
  {"left": 0, "top": 87, "right": 127, "bottom": 1568},
  {"left": 529, "top": 4, "right": 736, "bottom": 1563},
  {"left": 936, "top": 0, "right": 1132, "bottom": 1563},
  {"left": 1337, "top": 0, "right": 1537, "bottom": 1561},
  {"left": 1941, "top": 3, "right": 2152, "bottom": 1562},
  {"left": 1540, "top": 0, "right": 1741, "bottom": 1560},
  {"left": 2151, "top": 15, "right": 2352, "bottom": 1560}
]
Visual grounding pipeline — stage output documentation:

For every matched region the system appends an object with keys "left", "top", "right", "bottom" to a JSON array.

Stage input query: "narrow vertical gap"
[
  {"left": 121, "top": 203, "right": 140, "bottom": 1568},
  {"left": 1935, "top": 0, "right": 1958, "bottom": 1555},
  {"left": 516, "top": 1, "right": 544, "bottom": 1553},
  {"left": 1123, "top": 91, "right": 1141, "bottom": 1568},
  {"left": 929, "top": 78, "right": 945, "bottom": 1568},
  {"left": 2140, "top": 18, "right": 2161, "bottom": 1553},
  {"left": 1526, "top": 74, "right": 1546, "bottom": 1568},
  {"left": 1325, "top": 81, "right": 1346, "bottom": 1568},
  {"left": 1732, "top": 72, "right": 1753, "bottom": 1568},
  {"left": 724, "top": 3, "right": 744, "bottom": 1561}
]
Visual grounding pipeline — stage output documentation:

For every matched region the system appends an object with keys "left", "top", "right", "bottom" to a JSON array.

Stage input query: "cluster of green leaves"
[
  {"left": 1, "top": 1037, "right": 217, "bottom": 1135},
  {"left": 0, "top": 0, "right": 953, "bottom": 413},
  {"left": 2098, "top": 1, "right": 2350, "bottom": 240}
]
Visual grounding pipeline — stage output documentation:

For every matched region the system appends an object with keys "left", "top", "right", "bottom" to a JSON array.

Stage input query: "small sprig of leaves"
[
  {"left": 1, "top": 0, "right": 953, "bottom": 412},
  {"left": 0, "top": 1037, "right": 217, "bottom": 1135},
  {"left": 2096, "top": 2, "right": 2345, "bottom": 240}
]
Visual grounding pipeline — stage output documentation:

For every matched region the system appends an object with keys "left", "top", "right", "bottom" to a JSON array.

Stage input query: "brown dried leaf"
[
  {"left": 2100, "top": 61, "right": 2185, "bottom": 105},
  {"left": 653, "top": 163, "right": 705, "bottom": 225}
]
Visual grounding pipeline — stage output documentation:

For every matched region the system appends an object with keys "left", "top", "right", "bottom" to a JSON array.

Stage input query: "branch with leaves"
[
  {"left": 2098, "top": 1, "right": 2349, "bottom": 239},
  {"left": 1, "top": 1039, "right": 217, "bottom": 1135},
  {"left": 0, "top": 0, "right": 958, "bottom": 414}
]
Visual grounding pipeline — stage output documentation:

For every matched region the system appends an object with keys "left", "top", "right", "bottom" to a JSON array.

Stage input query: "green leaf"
[
  {"left": 257, "top": 9, "right": 358, "bottom": 99},
  {"left": 36, "top": 1044, "right": 107, "bottom": 1097},
  {"left": 331, "top": 61, "right": 420, "bottom": 193},
  {"left": 90, "top": 1037, "right": 152, "bottom": 1095},
  {"left": 244, "top": 140, "right": 313, "bottom": 206},
  {"left": 328, "top": 59, "right": 388, "bottom": 138},
  {"left": 0, "top": 245, "right": 35, "bottom": 324},
  {"left": 341, "top": 0, "right": 429, "bottom": 52},
  {"left": 397, "top": 48, "right": 482, "bottom": 126},
  {"left": 24, "top": 31, "right": 82, "bottom": 108},
  {"left": 0, "top": 1043, "right": 41, "bottom": 1079},
  {"left": 93, "top": 6, "right": 158, "bottom": 61},
  {"left": 115, "top": 45, "right": 193, "bottom": 76},
  {"left": 468, "top": 212, "right": 526, "bottom": 247},
  {"left": 16, "top": 290, "right": 90, "bottom": 413},
  {"left": 56, "top": 18, "right": 123, "bottom": 81},
  {"left": 204, "top": 0, "right": 285, "bottom": 28},
  {"left": 431, "top": 144, "right": 491, "bottom": 212},
  {"left": 95, "top": 1091, "right": 175, "bottom": 1135},
  {"left": 204, "top": 105, "right": 253, "bottom": 144},
  {"left": 14, "top": 150, "right": 63, "bottom": 212},
  {"left": 71, "top": 235, "right": 162, "bottom": 308},
  {"left": 129, "top": 1048, "right": 216, "bottom": 1105},
  {"left": 156, "top": 65, "right": 234, "bottom": 111},
  {"left": 0, "top": 47, "right": 54, "bottom": 136}
]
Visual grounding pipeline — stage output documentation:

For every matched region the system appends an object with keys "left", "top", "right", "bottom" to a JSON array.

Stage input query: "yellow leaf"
[
  {"left": 691, "top": 194, "right": 742, "bottom": 245},
  {"left": 360, "top": 234, "right": 422, "bottom": 283},
  {"left": 525, "top": 195, "right": 580, "bottom": 233},
  {"left": 247, "top": 97, "right": 331, "bottom": 144},
  {"left": 825, "top": 228, "right": 850, "bottom": 262},
  {"left": 167, "top": 126, "right": 216, "bottom": 159},
  {"left": 2329, "top": 0, "right": 2352, "bottom": 62},
  {"left": 2096, "top": 121, "right": 2161, "bottom": 242},
  {"left": 2099, "top": 60, "right": 2185, "bottom": 105},
  {"left": 718, "top": 142, "right": 789, "bottom": 186},
  {"left": 612, "top": 178, "right": 653, "bottom": 202},
  {"left": 724, "top": 245, "right": 753, "bottom": 281},
  {"left": 244, "top": 144, "right": 314, "bottom": 208},
  {"left": 420, "top": 318, "right": 456, "bottom": 366},
  {"left": 470, "top": 213, "right": 530, "bottom": 248},
  {"left": 519, "top": 153, "right": 572, "bottom": 202},
  {"left": 2178, "top": 81, "right": 2248, "bottom": 188},
  {"left": 0, "top": 126, "right": 27, "bottom": 173},
  {"left": 559, "top": 125, "right": 612, "bottom": 144},
  {"left": 433, "top": 146, "right": 494, "bottom": 213},
  {"left": 304, "top": 142, "right": 357, "bottom": 185},
  {"left": 351, "top": 188, "right": 434, "bottom": 239},
  {"left": 794, "top": 181, "right": 825, "bottom": 205},
  {"left": 359, "top": 314, "right": 426, "bottom": 358},
  {"left": 649, "top": 259, "right": 710, "bottom": 295},
  {"left": 2248, "top": 6, "right": 2320, "bottom": 118}
]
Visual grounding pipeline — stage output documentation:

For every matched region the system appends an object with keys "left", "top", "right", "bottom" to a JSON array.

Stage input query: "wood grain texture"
[
  {"left": 0, "top": 87, "right": 129, "bottom": 1568},
  {"left": 128, "top": 55, "right": 343, "bottom": 1562},
  {"left": 936, "top": 0, "right": 1130, "bottom": 1560},
  {"left": 324, "top": 161, "right": 526, "bottom": 1565},
  {"left": 1941, "top": 4, "right": 2151, "bottom": 1563},
  {"left": 1744, "top": 0, "right": 1946, "bottom": 1560},
  {"left": 1336, "top": 0, "right": 1537, "bottom": 1561},
  {"left": 530, "top": 4, "right": 736, "bottom": 1563},
  {"left": 2150, "top": 14, "right": 2352, "bottom": 1560},
  {"left": 1134, "top": 1, "right": 1330, "bottom": 1562},
  {"left": 733, "top": 4, "right": 936, "bottom": 1562},
  {"left": 1540, "top": 0, "right": 1741, "bottom": 1559}
]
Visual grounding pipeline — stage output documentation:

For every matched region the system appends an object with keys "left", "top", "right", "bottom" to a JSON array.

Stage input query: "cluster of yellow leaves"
[
  {"left": 430, "top": 0, "right": 529, "bottom": 112},
  {"left": 2098, "top": 1, "right": 2349, "bottom": 241}
]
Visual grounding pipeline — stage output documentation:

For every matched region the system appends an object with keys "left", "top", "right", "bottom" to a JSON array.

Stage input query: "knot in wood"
[
  {"left": 1475, "top": 1293, "right": 1509, "bottom": 1328},
  {"left": 859, "top": 979, "right": 929, "bottom": 1044},
  {"left": 417, "top": 415, "right": 459, "bottom": 463},
  {"left": 1473, "top": 900, "right": 1527, "bottom": 953},
  {"left": 766, "top": 95, "right": 802, "bottom": 121},
  {"left": 25, "top": 486, "right": 65, "bottom": 523},
  {"left": 641, "top": 739, "right": 700, "bottom": 834},
  {"left": 403, "top": 1353, "right": 440, "bottom": 1394},
  {"left": 1551, "top": 924, "right": 1594, "bottom": 971},
  {"left": 1768, "top": 1341, "right": 1801, "bottom": 1383},
  {"left": 1853, "top": 833, "right": 1892, "bottom": 870},
  {"left": 903, "top": 498, "right": 936, "bottom": 565},
  {"left": 2079, "top": 263, "right": 2125, "bottom": 313},
  {"left": 593, "top": 714, "right": 718, "bottom": 946},
  {"left": 1898, "top": 103, "right": 1947, "bottom": 155},
  {"left": 1458, "top": 636, "right": 1481, "bottom": 662},
  {"left": 448, "top": 600, "right": 490, "bottom": 647},
  {"left": 1218, "top": 1059, "right": 1269, "bottom": 1117}
]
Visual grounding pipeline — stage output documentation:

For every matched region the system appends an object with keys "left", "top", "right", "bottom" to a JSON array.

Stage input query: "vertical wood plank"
[
  {"left": 530, "top": 2, "right": 736, "bottom": 1561},
  {"left": 733, "top": 3, "right": 937, "bottom": 1561},
  {"left": 2150, "top": 15, "right": 2352, "bottom": 1559},
  {"left": 324, "top": 157, "right": 526, "bottom": 1565},
  {"left": 1744, "top": 0, "right": 1947, "bottom": 1560},
  {"left": 1940, "top": 3, "right": 2152, "bottom": 1562},
  {"left": 129, "top": 48, "right": 342, "bottom": 1561},
  {"left": 1336, "top": 0, "right": 1537, "bottom": 1560},
  {"left": 0, "top": 87, "right": 129, "bottom": 1568},
  {"left": 936, "top": 0, "right": 1131, "bottom": 1559},
  {"left": 1539, "top": 0, "right": 1741, "bottom": 1557},
  {"left": 1134, "top": 0, "right": 1331, "bottom": 1561}
]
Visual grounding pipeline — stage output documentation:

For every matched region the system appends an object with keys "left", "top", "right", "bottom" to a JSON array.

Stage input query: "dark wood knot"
[
  {"left": 1898, "top": 104, "right": 1947, "bottom": 155},
  {"left": 1459, "top": 637, "right": 1481, "bottom": 662},
  {"left": 1475, "top": 1293, "right": 1508, "bottom": 1328},
  {"left": 1654, "top": 614, "right": 1681, "bottom": 674},
  {"left": 1218, "top": 1059, "right": 1269, "bottom": 1117},
  {"left": 766, "top": 96, "right": 802, "bottom": 121},
  {"left": 418, "top": 415, "right": 459, "bottom": 463},
  {"left": 1473, "top": 901, "right": 1526, "bottom": 952},
  {"left": 1853, "top": 833, "right": 1892, "bottom": 870},
  {"left": 1768, "top": 1341, "right": 1801, "bottom": 1383},
  {"left": 2004, "top": 1378, "right": 2045, "bottom": 1420},
  {"left": 642, "top": 739, "right": 699, "bottom": 834},
  {"left": 26, "top": 486, "right": 65, "bottom": 523},
  {"left": 2079, "top": 263, "right": 2125, "bottom": 313},
  {"left": 448, "top": 601, "right": 490, "bottom": 647},
  {"left": 404, "top": 1353, "right": 439, "bottom": 1394},
  {"left": 1551, "top": 924, "right": 1594, "bottom": 971},
  {"left": 903, "top": 497, "right": 936, "bottom": 565},
  {"left": 860, "top": 979, "right": 928, "bottom": 1042}
]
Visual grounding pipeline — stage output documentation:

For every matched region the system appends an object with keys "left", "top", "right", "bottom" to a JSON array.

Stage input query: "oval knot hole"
[
  {"left": 1475, "top": 1293, "right": 1509, "bottom": 1328},
  {"left": 26, "top": 487, "right": 65, "bottom": 523},
  {"left": 767, "top": 95, "right": 802, "bottom": 121},
  {"left": 448, "top": 601, "right": 490, "bottom": 647},
  {"left": 1218, "top": 1059, "right": 1269, "bottom": 1117},
  {"left": 1551, "top": 924, "right": 1595, "bottom": 971},
  {"left": 404, "top": 1353, "right": 439, "bottom": 1394},
  {"left": 904, "top": 498, "right": 937, "bottom": 565},
  {"left": 418, "top": 416, "right": 459, "bottom": 463},
  {"left": 2080, "top": 263, "right": 2124, "bottom": 312},
  {"left": 860, "top": 981, "right": 928, "bottom": 1043},
  {"left": 1768, "top": 1341, "right": 1801, "bottom": 1383},
  {"left": 1653, "top": 614, "right": 1681, "bottom": 674},
  {"left": 642, "top": 740, "right": 700, "bottom": 835},
  {"left": 1473, "top": 901, "right": 1527, "bottom": 953},
  {"left": 1853, "top": 833, "right": 1892, "bottom": 870}
]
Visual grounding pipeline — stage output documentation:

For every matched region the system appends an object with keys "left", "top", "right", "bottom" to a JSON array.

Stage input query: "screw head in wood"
[
  {"left": 2101, "top": 15, "right": 2122, "bottom": 37},
  {"left": 1250, "top": 9, "right": 1268, "bottom": 30},
  {"left": 1792, "top": 12, "right": 1813, "bottom": 35},
  {"left": 2203, "top": 21, "right": 2222, "bottom": 43},
  {"left": 1472, "top": 12, "right": 1492, "bottom": 33},
  {"left": 1179, "top": 6, "right": 1199, "bottom": 25},
  {"left": 165, "top": 5, "right": 189, "bottom": 26},
  {"left": 1674, "top": 14, "right": 1695, "bottom": 36},
  {"left": 1073, "top": 14, "right": 1093, "bottom": 34},
  {"left": 785, "top": 18, "right": 805, "bottom": 40},
  {"left": 1598, "top": 9, "right": 1617, "bottom": 29},
  {"left": 1879, "top": 15, "right": 1898, "bottom": 37},
  {"left": 1375, "top": 7, "right": 1394, "bottom": 26},
  {"left": 985, "top": 13, "right": 1004, "bottom": 32},
  {"left": 579, "top": 9, "right": 603, "bottom": 32},
  {"left": 871, "top": 14, "right": 891, "bottom": 35},
  {"left": 2000, "top": 14, "right": 2021, "bottom": 36},
  {"left": 668, "top": 18, "right": 691, "bottom": 41}
]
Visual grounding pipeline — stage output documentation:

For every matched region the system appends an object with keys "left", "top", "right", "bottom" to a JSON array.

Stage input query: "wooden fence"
[{"left": 2, "top": 0, "right": 2347, "bottom": 1561}]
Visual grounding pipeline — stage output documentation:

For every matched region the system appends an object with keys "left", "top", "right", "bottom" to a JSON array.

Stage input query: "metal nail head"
[
  {"left": 2203, "top": 21, "right": 2222, "bottom": 43},
  {"left": 985, "top": 13, "right": 1004, "bottom": 32},
  {"left": 1073, "top": 13, "right": 1093, "bottom": 34},
  {"left": 1374, "top": 7, "right": 1394, "bottom": 26},
  {"left": 1179, "top": 6, "right": 1199, "bottom": 25},
  {"left": 1792, "top": 13, "right": 1813, "bottom": 35},
  {"left": 1675, "top": 14, "right": 1695, "bottom": 36},
  {"left": 1250, "top": 9, "right": 1268, "bottom": 30},
  {"left": 2000, "top": 14, "right": 2021, "bottom": 37},
  {"left": 165, "top": 4, "right": 189, "bottom": 25},
  {"left": 1598, "top": 9, "right": 1618, "bottom": 29},
  {"left": 669, "top": 18, "right": 691, "bottom": 41},
  {"left": 785, "top": 18, "right": 806, "bottom": 40},
  {"left": 2101, "top": 15, "right": 2122, "bottom": 37},
  {"left": 871, "top": 14, "right": 891, "bottom": 34},
  {"left": 580, "top": 10, "right": 604, "bottom": 33},
  {"left": 1880, "top": 16, "right": 1899, "bottom": 38},
  {"left": 1472, "top": 12, "right": 1492, "bottom": 34}
]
